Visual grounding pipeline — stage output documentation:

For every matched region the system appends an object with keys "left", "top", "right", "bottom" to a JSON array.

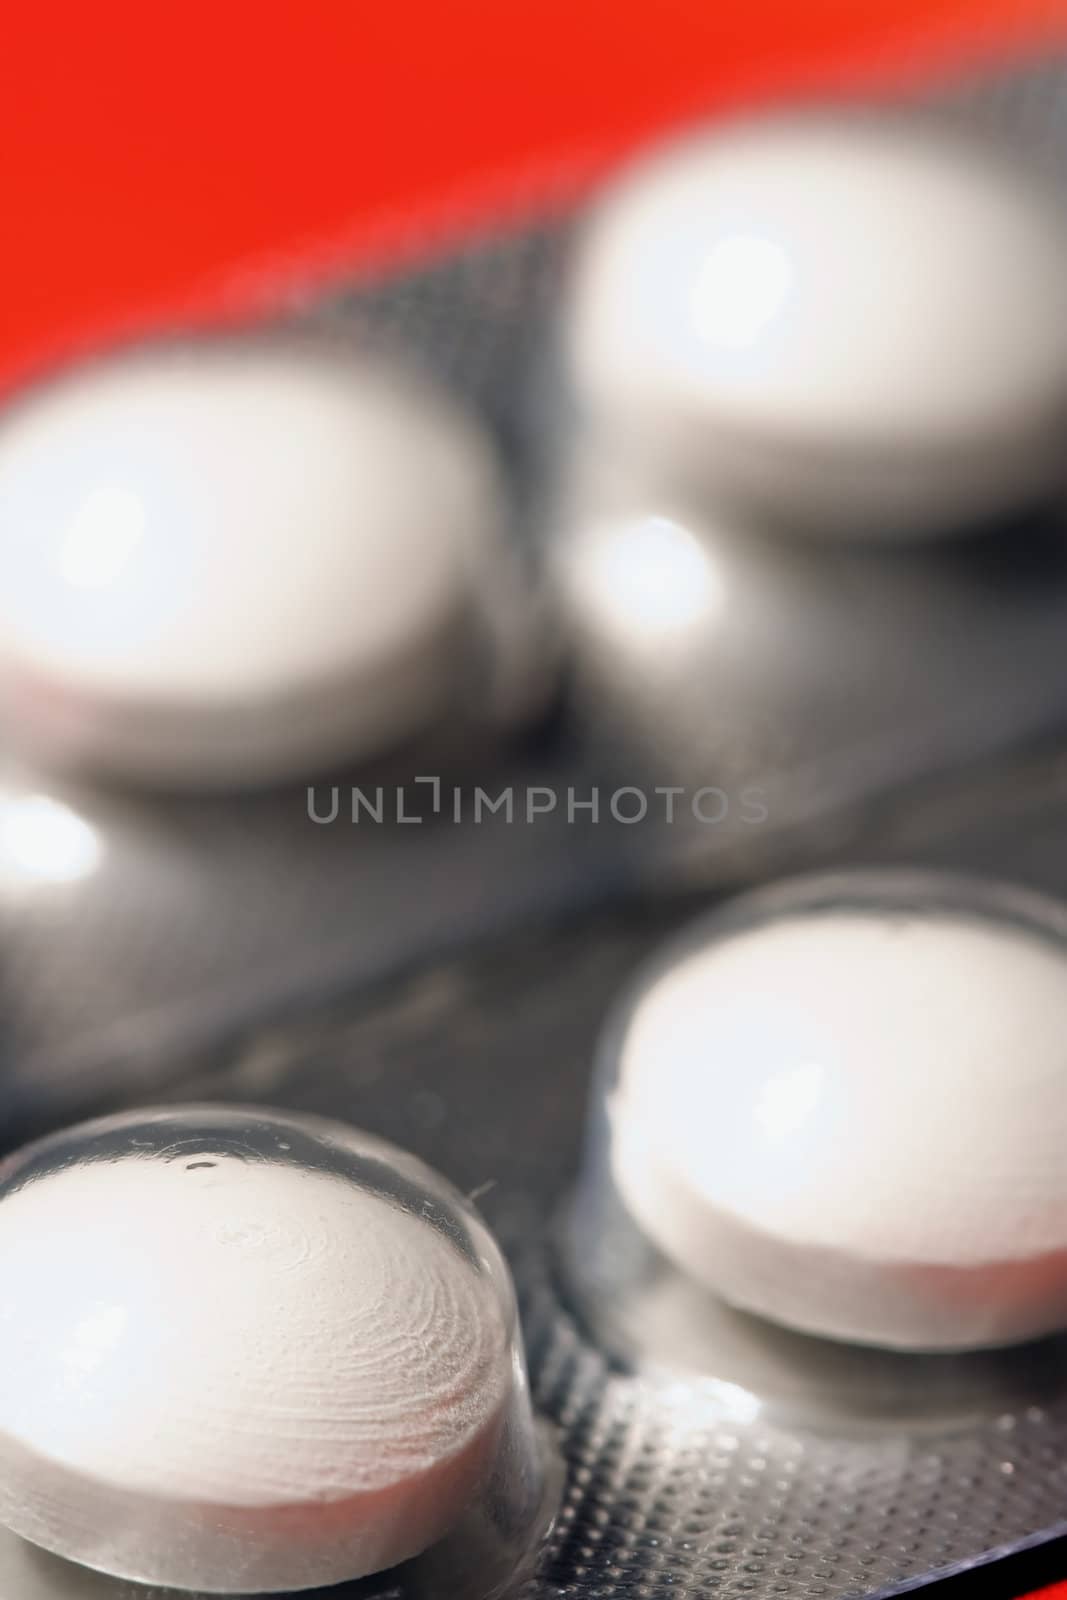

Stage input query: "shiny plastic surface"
[
  {"left": 564, "top": 870, "right": 1067, "bottom": 1416},
  {"left": 0, "top": 1107, "right": 557, "bottom": 1596}
]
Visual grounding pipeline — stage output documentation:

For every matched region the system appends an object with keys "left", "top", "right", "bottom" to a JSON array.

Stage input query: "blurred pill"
[
  {"left": 0, "top": 1106, "right": 545, "bottom": 1593},
  {"left": 0, "top": 337, "right": 527, "bottom": 787},
  {"left": 567, "top": 112, "right": 1067, "bottom": 538},
  {"left": 605, "top": 873, "right": 1067, "bottom": 1351}
]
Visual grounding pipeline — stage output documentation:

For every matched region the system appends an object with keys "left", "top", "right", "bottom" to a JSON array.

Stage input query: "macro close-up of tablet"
[{"left": 8, "top": 5, "right": 1067, "bottom": 1600}]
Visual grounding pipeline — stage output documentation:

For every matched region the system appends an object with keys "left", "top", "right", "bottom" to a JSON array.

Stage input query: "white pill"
[
  {"left": 0, "top": 339, "right": 513, "bottom": 785},
  {"left": 609, "top": 876, "right": 1067, "bottom": 1350},
  {"left": 568, "top": 113, "right": 1067, "bottom": 538},
  {"left": 0, "top": 1108, "right": 528, "bottom": 1593}
]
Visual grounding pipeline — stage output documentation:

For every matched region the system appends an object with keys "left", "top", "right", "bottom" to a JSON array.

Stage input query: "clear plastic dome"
[
  {"left": 0, "top": 1105, "right": 558, "bottom": 1596},
  {"left": 562, "top": 869, "right": 1067, "bottom": 1428}
]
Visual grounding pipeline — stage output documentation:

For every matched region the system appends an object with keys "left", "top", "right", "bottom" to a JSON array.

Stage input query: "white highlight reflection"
[
  {"left": 57, "top": 485, "right": 146, "bottom": 590},
  {"left": 62, "top": 1305, "right": 129, "bottom": 1379},
  {"left": 0, "top": 794, "right": 102, "bottom": 885},
  {"left": 571, "top": 515, "right": 722, "bottom": 641},
  {"left": 691, "top": 233, "right": 794, "bottom": 350},
  {"left": 753, "top": 1062, "right": 826, "bottom": 1147},
  {"left": 657, "top": 1377, "right": 762, "bottom": 1427}
]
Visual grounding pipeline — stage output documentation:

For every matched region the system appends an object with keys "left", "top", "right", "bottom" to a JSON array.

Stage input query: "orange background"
[{"left": 4, "top": 3, "right": 1067, "bottom": 395}]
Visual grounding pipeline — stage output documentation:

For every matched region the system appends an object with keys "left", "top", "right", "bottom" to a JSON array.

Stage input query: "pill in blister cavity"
[
  {"left": 0, "top": 338, "right": 521, "bottom": 787},
  {"left": 600, "top": 873, "right": 1067, "bottom": 1352},
  {"left": 567, "top": 113, "right": 1067, "bottom": 538},
  {"left": 0, "top": 1107, "right": 551, "bottom": 1595}
]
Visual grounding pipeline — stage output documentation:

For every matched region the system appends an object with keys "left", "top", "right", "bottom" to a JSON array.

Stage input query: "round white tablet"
[
  {"left": 607, "top": 873, "right": 1067, "bottom": 1351},
  {"left": 0, "top": 338, "right": 514, "bottom": 785},
  {"left": 567, "top": 113, "right": 1067, "bottom": 538},
  {"left": 0, "top": 1107, "right": 537, "bottom": 1593}
]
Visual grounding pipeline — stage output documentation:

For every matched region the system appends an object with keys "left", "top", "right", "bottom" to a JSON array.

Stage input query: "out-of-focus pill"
[
  {"left": 567, "top": 113, "right": 1067, "bottom": 538},
  {"left": 0, "top": 338, "right": 522, "bottom": 786},
  {"left": 0, "top": 1106, "right": 548, "bottom": 1594},
  {"left": 604, "top": 873, "right": 1067, "bottom": 1351}
]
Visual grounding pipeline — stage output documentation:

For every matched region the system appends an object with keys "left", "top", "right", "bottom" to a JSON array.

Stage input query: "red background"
[{"left": 5, "top": 3, "right": 1067, "bottom": 396}]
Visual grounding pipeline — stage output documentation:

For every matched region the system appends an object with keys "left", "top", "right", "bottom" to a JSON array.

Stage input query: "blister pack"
[{"left": 7, "top": 13, "right": 1067, "bottom": 1600}]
